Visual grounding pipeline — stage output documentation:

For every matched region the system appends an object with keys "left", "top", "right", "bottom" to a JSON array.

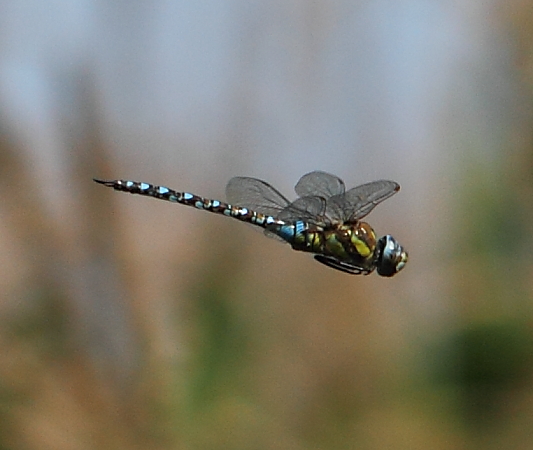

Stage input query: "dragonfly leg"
[{"left": 313, "top": 255, "right": 372, "bottom": 275}]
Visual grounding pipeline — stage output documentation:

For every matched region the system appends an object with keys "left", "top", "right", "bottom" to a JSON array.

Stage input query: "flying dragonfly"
[{"left": 94, "top": 171, "right": 408, "bottom": 276}]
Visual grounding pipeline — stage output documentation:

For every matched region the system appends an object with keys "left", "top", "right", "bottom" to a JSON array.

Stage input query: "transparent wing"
[
  {"left": 278, "top": 196, "right": 328, "bottom": 225},
  {"left": 227, "top": 174, "right": 399, "bottom": 225},
  {"left": 294, "top": 171, "right": 345, "bottom": 199},
  {"left": 326, "top": 180, "right": 399, "bottom": 222},
  {"left": 226, "top": 177, "right": 291, "bottom": 217}
]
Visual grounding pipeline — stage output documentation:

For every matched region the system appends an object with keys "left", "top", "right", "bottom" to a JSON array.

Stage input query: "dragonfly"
[{"left": 94, "top": 171, "right": 408, "bottom": 276}]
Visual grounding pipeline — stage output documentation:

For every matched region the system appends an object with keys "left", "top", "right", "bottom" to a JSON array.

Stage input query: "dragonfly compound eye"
[{"left": 376, "top": 235, "right": 408, "bottom": 277}]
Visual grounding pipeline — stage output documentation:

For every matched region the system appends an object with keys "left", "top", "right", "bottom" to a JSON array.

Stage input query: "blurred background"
[{"left": 1, "top": 1, "right": 533, "bottom": 449}]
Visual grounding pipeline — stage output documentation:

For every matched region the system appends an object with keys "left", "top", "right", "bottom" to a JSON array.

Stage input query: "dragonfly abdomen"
[{"left": 93, "top": 179, "right": 281, "bottom": 229}]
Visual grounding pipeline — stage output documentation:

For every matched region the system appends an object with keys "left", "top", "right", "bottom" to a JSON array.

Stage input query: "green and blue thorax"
[{"left": 270, "top": 220, "right": 377, "bottom": 268}]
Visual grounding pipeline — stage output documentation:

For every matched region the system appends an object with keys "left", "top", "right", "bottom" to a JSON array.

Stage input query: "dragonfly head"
[{"left": 375, "top": 235, "right": 408, "bottom": 277}]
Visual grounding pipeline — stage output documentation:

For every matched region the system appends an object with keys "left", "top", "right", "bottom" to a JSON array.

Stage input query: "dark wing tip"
[
  {"left": 378, "top": 180, "right": 400, "bottom": 195},
  {"left": 377, "top": 180, "right": 399, "bottom": 189}
]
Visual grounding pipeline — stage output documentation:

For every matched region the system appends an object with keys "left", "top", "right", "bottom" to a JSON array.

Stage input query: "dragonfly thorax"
[
  {"left": 322, "top": 221, "right": 377, "bottom": 261},
  {"left": 276, "top": 219, "right": 408, "bottom": 277},
  {"left": 278, "top": 220, "right": 379, "bottom": 267}
]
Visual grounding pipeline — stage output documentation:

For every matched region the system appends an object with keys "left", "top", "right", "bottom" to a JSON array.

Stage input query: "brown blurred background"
[{"left": 1, "top": 1, "right": 533, "bottom": 449}]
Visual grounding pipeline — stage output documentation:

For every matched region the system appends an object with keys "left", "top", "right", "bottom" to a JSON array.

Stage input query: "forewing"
[
  {"left": 335, "top": 180, "right": 400, "bottom": 222},
  {"left": 226, "top": 177, "right": 291, "bottom": 217},
  {"left": 294, "top": 171, "right": 345, "bottom": 199}
]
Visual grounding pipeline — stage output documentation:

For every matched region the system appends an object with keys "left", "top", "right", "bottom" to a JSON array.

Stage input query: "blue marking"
[
  {"left": 158, "top": 186, "right": 169, "bottom": 195},
  {"left": 295, "top": 221, "right": 306, "bottom": 234},
  {"left": 212, "top": 200, "right": 220, "bottom": 207},
  {"left": 276, "top": 225, "right": 295, "bottom": 242},
  {"left": 169, "top": 195, "right": 178, "bottom": 202},
  {"left": 183, "top": 192, "right": 193, "bottom": 200},
  {"left": 223, "top": 209, "right": 231, "bottom": 216},
  {"left": 126, "top": 181, "right": 134, "bottom": 188},
  {"left": 240, "top": 208, "right": 248, "bottom": 215},
  {"left": 140, "top": 183, "right": 150, "bottom": 190},
  {"left": 266, "top": 217, "right": 275, "bottom": 224},
  {"left": 195, "top": 201, "right": 204, "bottom": 209}
]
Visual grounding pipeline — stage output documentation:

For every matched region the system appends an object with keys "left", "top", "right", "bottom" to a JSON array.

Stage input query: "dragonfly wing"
[
  {"left": 226, "top": 176, "right": 291, "bottom": 217},
  {"left": 294, "top": 171, "right": 345, "bottom": 199},
  {"left": 338, "top": 180, "right": 400, "bottom": 222},
  {"left": 278, "top": 196, "right": 328, "bottom": 225},
  {"left": 323, "top": 199, "right": 346, "bottom": 223}
]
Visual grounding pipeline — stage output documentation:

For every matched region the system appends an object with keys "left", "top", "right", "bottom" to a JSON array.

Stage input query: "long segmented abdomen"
[{"left": 93, "top": 178, "right": 288, "bottom": 230}]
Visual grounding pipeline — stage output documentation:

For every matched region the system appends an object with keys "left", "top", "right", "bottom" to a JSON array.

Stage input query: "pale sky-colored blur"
[{"left": 0, "top": 1, "right": 508, "bottom": 181}]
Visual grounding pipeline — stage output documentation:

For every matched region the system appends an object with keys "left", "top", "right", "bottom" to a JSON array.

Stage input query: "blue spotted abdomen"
[{"left": 93, "top": 178, "right": 284, "bottom": 230}]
